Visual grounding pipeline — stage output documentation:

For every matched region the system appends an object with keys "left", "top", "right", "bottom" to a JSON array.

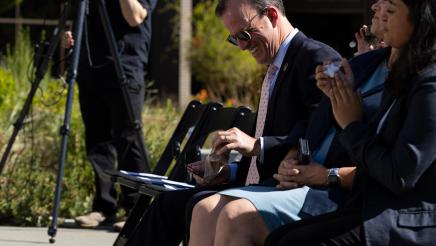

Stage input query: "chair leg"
[{"left": 113, "top": 194, "right": 151, "bottom": 246}]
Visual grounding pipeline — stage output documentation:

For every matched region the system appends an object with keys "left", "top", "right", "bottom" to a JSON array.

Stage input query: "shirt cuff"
[
  {"left": 228, "top": 163, "right": 238, "bottom": 182},
  {"left": 259, "top": 137, "right": 264, "bottom": 163}
]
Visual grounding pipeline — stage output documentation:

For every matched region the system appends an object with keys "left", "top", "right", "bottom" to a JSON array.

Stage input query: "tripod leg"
[
  {"left": 0, "top": 3, "right": 70, "bottom": 174},
  {"left": 47, "top": 0, "right": 87, "bottom": 243},
  {"left": 96, "top": 0, "right": 151, "bottom": 172}
]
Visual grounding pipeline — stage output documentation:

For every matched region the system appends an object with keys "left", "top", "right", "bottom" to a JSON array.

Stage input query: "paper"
[
  {"left": 120, "top": 170, "right": 194, "bottom": 189},
  {"left": 120, "top": 170, "right": 168, "bottom": 179}
]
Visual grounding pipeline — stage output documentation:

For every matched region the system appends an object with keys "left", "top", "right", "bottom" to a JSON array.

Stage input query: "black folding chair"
[
  {"left": 232, "top": 106, "right": 256, "bottom": 136},
  {"left": 113, "top": 105, "right": 255, "bottom": 246},
  {"left": 107, "top": 100, "right": 206, "bottom": 245},
  {"left": 169, "top": 104, "right": 250, "bottom": 181},
  {"left": 152, "top": 100, "right": 208, "bottom": 176},
  {"left": 106, "top": 100, "right": 207, "bottom": 186}
]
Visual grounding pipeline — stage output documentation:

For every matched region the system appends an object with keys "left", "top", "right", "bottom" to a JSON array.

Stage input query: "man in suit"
[
  {"left": 189, "top": 2, "right": 392, "bottom": 244},
  {"left": 189, "top": 49, "right": 391, "bottom": 245},
  {"left": 125, "top": 0, "right": 340, "bottom": 245}
]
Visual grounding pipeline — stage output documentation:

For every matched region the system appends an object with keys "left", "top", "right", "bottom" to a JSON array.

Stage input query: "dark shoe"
[{"left": 75, "top": 212, "right": 116, "bottom": 228}]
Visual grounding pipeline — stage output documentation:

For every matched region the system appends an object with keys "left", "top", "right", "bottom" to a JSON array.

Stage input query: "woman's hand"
[
  {"left": 330, "top": 59, "right": 363, "bottom": 129},
  {"left": 355, "top": 25, "right": 372, "bottom": 55},
  {"left": 274, "top": 158, "right": 329, "bottom": 190},
  {"left": 315, "top": 61, "right": 335, "bottom": 98}
]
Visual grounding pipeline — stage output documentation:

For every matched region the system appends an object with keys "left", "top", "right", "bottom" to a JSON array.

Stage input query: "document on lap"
[
  {"left": 120, "top": 170, "right": 169, "bottom": 179},
  {"left": 119, "top": 170, "right": 194, "bottom": 189}
]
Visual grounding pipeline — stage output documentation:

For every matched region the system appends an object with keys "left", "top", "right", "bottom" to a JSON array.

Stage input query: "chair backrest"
[
  {"left": 169, "top": 103, "right": 240, "bottom": 181},
  {"left": 152, "top": 100, "right": 208, "bottom": 176},
  {"left": 168, "top": 105, "right": 256, "bottom": 181},
  {"left": 232, "top": 106, "right": 256, "bottom": 135}
]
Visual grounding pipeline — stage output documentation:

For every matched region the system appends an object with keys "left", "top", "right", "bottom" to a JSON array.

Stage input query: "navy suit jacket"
[
  {"left": 339, "top": 64, "right": 436, "bottom": 245},
  {"left": 300, "top": 48, "right": 390, "bottom": 217},
  {"left": 234, "top": 32, "right": 341, "bottom": 185}
]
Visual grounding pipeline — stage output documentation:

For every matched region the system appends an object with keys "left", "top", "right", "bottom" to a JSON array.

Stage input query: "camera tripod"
[{"left": 0, "top": 0, "right": 151, "bottom": 243}]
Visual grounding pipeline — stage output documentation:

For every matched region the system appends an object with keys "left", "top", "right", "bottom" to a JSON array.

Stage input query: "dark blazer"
[
  {"left": 309, "top": 48, "right": 389, "bottom": 166},
  {"left": 294, "top": 49, "right": 389, "bottom": 216},
  {"left": 339, "top": 64, "right": 436, "bottom": 245},
  {"left": 260, "top": 48, "right": 389, "bottom": 183},
  {"left": 234, "top": 31, "right": 341, "bottom": 185},
  {"left": 300, "top": 48, "right": 390, "bottom": 217}
]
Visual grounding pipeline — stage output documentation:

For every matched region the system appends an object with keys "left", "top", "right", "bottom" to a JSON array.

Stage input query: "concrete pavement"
[{"left": 0, "top": 226, "right": 118, "bottom": 246}]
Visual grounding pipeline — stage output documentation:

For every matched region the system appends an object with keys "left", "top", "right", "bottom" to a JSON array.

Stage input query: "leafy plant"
[
  {"left": 0, "top": 0, "right": 22, "bottom": 14},
  {"left": 0, "top": 29, "right": 180, "bottom": 226},
  {"left": 3, "top": 28, "right": 34, "bottom": 86},
  {"left": 189, "top": 0, "right": 265, "bottom": 108}
]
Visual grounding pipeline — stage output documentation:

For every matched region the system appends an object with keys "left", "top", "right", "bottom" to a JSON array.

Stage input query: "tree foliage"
[
  {"left": 0, "top": 0, "right": 22, "bottom": 14},
  {"left": 189, "top": 0, "right": 265, "bottom": 108},
  {"left": 0, "top": 30, "right": 179, "bottom": 226}
]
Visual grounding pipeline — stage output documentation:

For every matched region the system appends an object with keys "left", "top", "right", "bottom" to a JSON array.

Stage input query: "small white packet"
[{"left": 323, "top": 61, "right": 342, "bottom": 78}]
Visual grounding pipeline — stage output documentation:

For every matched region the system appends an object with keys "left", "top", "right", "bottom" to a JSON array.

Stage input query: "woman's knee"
[
  {"left": 192, "top": 194, "right": 222, "bottom": 217},
  {"left": 216, "top": 199, "right": 269, "bottom": 243},
  {"left": 217, "top": 199, "right": 257, "bottom": 228}
]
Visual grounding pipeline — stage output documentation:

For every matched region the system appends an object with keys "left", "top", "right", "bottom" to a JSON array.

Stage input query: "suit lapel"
[
  {"left": 263, "top": 32, "right": 307, "bottom": 135},
  {"left": 351, "top": 48, "right": 390, "bottom": 89}
]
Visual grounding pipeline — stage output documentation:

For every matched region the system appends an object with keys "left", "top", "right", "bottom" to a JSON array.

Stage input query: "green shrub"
[
  {"left": 0, "top": 59, "right": 94, "bottom": 225},
  {"left": 0, "top": 69, "right": 17, "bottom": 129},
  {"left": 3, "top": 28, "right": 34, "bottom": 85},
  {"left": 0, "top": 30, "right": 180, "bottom": 226},
  {"left": 190, "top": 0, "right": 265, "bottom": 108},
  {"left": 0, "top": 1, "right": 23, "bottom": 14}
]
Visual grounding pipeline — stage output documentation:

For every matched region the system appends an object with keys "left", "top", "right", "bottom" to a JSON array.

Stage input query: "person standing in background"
[{"left": 64, "top": 0, "right": 157, "bottom": 231}]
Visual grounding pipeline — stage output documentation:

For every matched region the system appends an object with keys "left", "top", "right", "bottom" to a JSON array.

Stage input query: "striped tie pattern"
[{"left": 245, "top": 64, "right": 278, "bottom": 185}]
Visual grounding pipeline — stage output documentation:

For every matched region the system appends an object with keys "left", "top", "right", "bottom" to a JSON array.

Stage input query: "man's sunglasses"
[
  {"left": 227, "top": 29, "right": 253, "bottom": 46},
  {"left": 226, "top": 8, "right": 268, "bottom": 46}
]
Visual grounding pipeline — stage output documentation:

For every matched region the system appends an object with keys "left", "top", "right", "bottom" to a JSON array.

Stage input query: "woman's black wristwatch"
[{"left": 327, "top": 168, "right": 340, "bottom": 187}]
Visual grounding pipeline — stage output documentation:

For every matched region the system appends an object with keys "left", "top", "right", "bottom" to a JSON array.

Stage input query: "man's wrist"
[{"left": 253, "top": 138, "right": 261, "bottom": 156}]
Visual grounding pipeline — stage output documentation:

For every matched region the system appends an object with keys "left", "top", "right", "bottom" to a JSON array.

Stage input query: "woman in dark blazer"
[{"left": 265, "top": 0, "right": 436, "bottom": 245}]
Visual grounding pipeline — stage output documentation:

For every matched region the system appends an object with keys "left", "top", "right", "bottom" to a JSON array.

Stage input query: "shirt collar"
[{"left": 272, "top": 28, "right": 299, "bottom": 70}]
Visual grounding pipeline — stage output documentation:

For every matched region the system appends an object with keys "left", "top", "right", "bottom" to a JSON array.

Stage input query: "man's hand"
[
  {"left": 63, "top": 31, "right": 74, "bottom": 49},
  {"left": 192, "top": 164, "right": 231, "bottom": 187},
  {"left": 283, "top": 146, "right": 298, "bottom": 161},
  {"left": 213, "top": 127, "right": 259, "bottom": 157}
]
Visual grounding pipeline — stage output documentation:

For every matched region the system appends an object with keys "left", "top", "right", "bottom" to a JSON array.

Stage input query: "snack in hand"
[
  {"left": 203, "top": 150, "right": 229, "bottom": 182},
  {"left": 323, "top": 61, "right": 342, "bottom": 78}
]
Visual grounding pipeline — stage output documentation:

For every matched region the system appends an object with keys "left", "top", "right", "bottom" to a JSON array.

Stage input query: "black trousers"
[
  {"left": 265, "top": 207, "right": 362, "bottom": 246},
  {"left": 78, "top": 62, "right": 149, "bottom": 216},
  {"left": 125, "top": 184, "right": 236, "bottom": 246}
]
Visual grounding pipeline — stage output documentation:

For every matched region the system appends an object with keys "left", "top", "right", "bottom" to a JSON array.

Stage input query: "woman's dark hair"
[{"left": 386, "top": 0, "right": 436, "bottom": 96}]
